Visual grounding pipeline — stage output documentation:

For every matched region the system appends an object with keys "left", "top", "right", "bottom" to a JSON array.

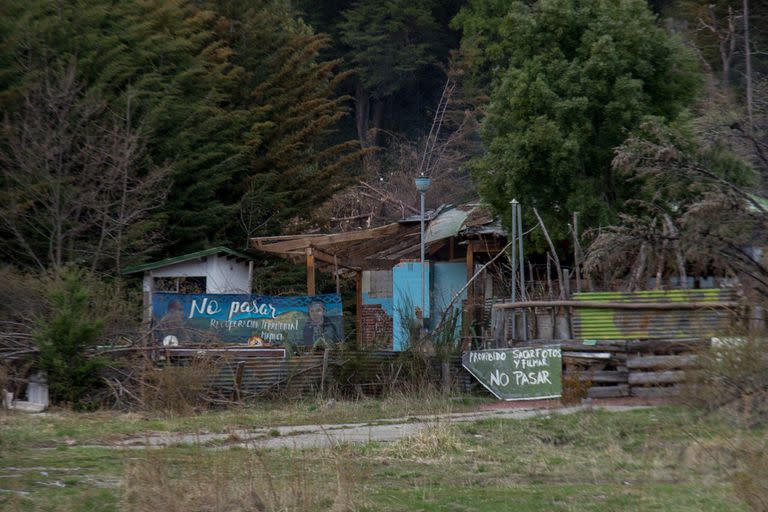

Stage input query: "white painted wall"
[
  {"left": 206, "top": 256, "right": 251, "bottom": 293},
  {"left": 142, "top": 254, "right": 253, "bottom": 323}
]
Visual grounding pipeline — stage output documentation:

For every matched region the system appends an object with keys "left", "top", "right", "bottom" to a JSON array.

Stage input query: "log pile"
[{"left": 562, "top": 338, "right": 706, "bottom": 399}]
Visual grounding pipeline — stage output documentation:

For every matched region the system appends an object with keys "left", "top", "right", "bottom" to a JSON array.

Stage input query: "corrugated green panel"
[
  {"left": 573, "top": 289, "right": 736, "bottom": 303},
  {"left": 573, "top": 289, "right": 737, "bottom": 340}
]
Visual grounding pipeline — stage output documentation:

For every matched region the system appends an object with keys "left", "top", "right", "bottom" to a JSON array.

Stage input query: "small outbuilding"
[{"left": 122, "top": 246, "right": 256, "bottom": 323}]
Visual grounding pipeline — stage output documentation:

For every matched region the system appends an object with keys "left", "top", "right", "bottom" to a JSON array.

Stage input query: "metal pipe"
[
  {"left": 420, "top": 189, "right": 426, "bottom": 329},
  {"left": 516, "top": 201, "right": 528, "bottom": 340}
]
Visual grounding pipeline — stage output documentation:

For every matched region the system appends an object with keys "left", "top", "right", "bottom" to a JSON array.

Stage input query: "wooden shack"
[{"left": 251, "top": 203, "right": 508, "bottom": 350}]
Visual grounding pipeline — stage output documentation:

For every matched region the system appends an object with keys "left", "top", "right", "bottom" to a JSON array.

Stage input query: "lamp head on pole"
[{"left": 415, "top": 175, "right": 431, "bottom": 194}]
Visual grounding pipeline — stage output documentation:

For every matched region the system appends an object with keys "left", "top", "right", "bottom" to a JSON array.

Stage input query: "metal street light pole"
[
  {"left": 510, "top": 199, "right": 517, "bottom": 341},
  {"left": 415, "top": 175, "right": 431, "bottom": 330}
]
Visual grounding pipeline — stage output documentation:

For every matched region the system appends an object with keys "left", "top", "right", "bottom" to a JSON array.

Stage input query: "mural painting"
[{"left": 151, "top": 293, "right": 343, "bottom": 347}]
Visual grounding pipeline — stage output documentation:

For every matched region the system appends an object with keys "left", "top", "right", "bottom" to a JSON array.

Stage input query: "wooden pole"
[
  {"left": 572, "top": 212, "right": 582, "bottom": 293},
  {"left": 306, "top": 247, "right": 316, "bottom": 295},
  {"left": 463, "top": 242, "right": 475, "bottom": 343},
  {"left": 355, "top": 271, "right": 363, "bottom": 346},
  {"left": 333, "top": 254, "right": 341, "bottom": 295},
  {"left": 533, "top": 208, "right": 565, "bottom": 299},
  {"left": 546, "top": 252, "right": 553, "bottom": 299}
]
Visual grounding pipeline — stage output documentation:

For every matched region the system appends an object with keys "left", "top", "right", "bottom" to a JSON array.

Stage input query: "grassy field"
[
  {"left": 0, "top": 400, "right": 762, "bottom": 511},
  {"left": 0, "top": 393, "right": 490, "bottom": 448}
]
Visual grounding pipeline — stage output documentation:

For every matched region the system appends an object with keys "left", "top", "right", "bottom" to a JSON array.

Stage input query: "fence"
[
  {"left": 489, "top": 289, "right": 740, "bottom": 346},
  {"left": 162, "top": 349, "right": 473, "bottom": 400}
]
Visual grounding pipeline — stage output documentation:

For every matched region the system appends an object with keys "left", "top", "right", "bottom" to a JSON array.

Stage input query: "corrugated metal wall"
[
  {"left": 573, "top": 289, "right": 739, "bottom": 340},
  {"left": 164, "top": 350, "right": 473, "bottom": 399}
]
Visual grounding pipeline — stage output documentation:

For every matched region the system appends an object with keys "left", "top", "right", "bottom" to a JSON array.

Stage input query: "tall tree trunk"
[
  {"left": 369, "top": 98, "right": 384, "bottom": 148},
  {"left": 743, "top": 0, "right": 754, "bottom": 131},
  {"left": 355, "top": 82, "right": 369, "bottom": 148}
]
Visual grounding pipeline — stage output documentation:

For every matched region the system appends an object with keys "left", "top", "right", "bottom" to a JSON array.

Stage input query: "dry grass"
[
  {"left": 679, "top": 335, "right": 768, "bottom": 511},
  {"left": 383, "top": 420, "right": 461, "bottom": 461},
  {"left": 123, "top": 442, "right": 361, "bottom": 512},
  {"left": 139, "top": 354, "right": 220, "bottom": 416}
]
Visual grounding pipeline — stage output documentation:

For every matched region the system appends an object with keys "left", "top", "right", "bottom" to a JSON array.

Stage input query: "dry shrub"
[
  {"left": 140, "top": 354, "right": 220, "bottom": 415},
  {"left": 681, "top": 336, "right": 768, "bottom": 427},
  {"left": 384, "top": 421, "right": 460, "bottom": 460},
  {"left": 123, "top": 444, "right": 360, "bottom": 512},
  {"left": 733, "top": 440, "right": 768, "bottom": 512},
  {"left": 680, "top": 335, "right": 768, "bottom": 511}
]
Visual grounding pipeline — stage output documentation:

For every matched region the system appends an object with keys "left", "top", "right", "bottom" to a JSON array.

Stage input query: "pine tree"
[{"left": 36, "top": 269, "right": 106, "bottom": 408}]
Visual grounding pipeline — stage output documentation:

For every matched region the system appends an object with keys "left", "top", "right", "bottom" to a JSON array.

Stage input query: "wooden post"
[
  {"left": 355, "top": 271, "right": 363, "bottom": 346},
  {"left": 233, "top": 361, "right": 245, "bottom": 402},
  {"left": 572, "top": 212, "right": 582, "bottom": 293},
  {"left": 464, "top": 242, "right": 475, "bottom": 345},
  {"left": 333, "top": 254, "right": 340, "bottom": 295},
  {"left": 306, "top": 247, "right": 316, "bottom": 295},
  {"left": 320, "top": 348, "right": 330, "bottom": 397}
]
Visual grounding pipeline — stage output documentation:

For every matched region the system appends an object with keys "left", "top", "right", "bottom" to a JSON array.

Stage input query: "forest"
[
  {"left": 2, "top": 3, "right": 768, "bottom": 511},
  {"left": 0, "top": 0, "right": 766, "bottom": 286}
]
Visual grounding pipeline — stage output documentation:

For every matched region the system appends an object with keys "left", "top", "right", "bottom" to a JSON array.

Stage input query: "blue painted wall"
[
  {"left": 393, "top": 262, "right": 430, "bottom": 351},
  {"left": 428, "top": 262, "right": 467, "bottom": 336},
  {"left": 391, "top": 261, "right": 468, "bottom": 351}
]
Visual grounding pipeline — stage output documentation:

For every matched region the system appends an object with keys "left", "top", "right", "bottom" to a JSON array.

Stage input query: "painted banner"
[
  {"left": 151, "top": 293, "right": 343, "bottom": 347},
  {"left": 462, "top": 345, "right": 562, "bottom": 400}
]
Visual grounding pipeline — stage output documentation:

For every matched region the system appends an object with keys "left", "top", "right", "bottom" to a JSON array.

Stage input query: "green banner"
[{"left": 462, "top": 345, "right": 562, "bottom": 400}]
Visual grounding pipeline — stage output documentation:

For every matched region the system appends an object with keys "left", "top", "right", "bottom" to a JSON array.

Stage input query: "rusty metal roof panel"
[{"left": 424, "top": 207, "right": 471, "bottom": 243}]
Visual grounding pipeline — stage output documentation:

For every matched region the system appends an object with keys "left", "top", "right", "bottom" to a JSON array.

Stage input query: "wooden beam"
[
  {"left": 306, "top": 248, "right": 316, "bottom": 295},
  {"left": 493, "top": 300, "right": 738, "bottom": 310},
  {"left": 467, "top": 240, "right": 506, "bottom": 254},
  {"left": 253, "top": 223, "right": 404, "bottom": 254},
  {"left": 310, "top": 246, "right": 361, "bottom": 271}
]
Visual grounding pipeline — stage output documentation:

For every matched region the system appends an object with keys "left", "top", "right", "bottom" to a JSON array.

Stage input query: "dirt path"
[{"left": 90, "top": 403, "right": 649, "bottom": 450}]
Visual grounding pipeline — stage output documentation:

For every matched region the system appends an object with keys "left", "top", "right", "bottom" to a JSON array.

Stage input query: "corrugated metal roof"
[
  {"left": 425, "top": 207, "right": 470, "bottom": 243},
  {"left": 401, "top": 203, "right": 506, "bottom": 244},
  {"left": 122, "top": 246, "right": 254, "bottom": 275}
]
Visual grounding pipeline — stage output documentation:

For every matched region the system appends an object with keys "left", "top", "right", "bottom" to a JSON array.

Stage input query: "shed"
[{"left": 122, "top": 246, "right": 256, "bottom": 323}]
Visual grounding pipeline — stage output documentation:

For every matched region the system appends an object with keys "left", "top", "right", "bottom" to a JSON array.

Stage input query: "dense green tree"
[
  {"left": 454, "top": 0, "right": 701, "bottom": 242},
  {"left": 35, "top": 269, "right": 106, "bottom": 408},
  {"left": 338, "top": 0, "right": 442, "bottom": 146},
  {"left": 296, "top": 0, "right": 465, "bottom": 147},
  {"left": 0, "top": 0, "right": 361, "bottom": 267}
]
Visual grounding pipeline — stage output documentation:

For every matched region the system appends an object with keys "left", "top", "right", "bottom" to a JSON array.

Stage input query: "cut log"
[
  {"left": 630, "top": 386, "right": 681, "bottom": 398},
  {"left": 626, "top": 339, "right": 707, "bottom": 354},
  {"left": 562, "top": 351, "right": 612, "bottom": 360},
  {"left": 626, "top": 355, "right": 698, "bottom": 370},
  {"left": 588, "top": 384, "right": 629, "bottom": 398},
  {"left": 565, "top": 370, "right": 628, "bottom": 383},
  {"left": 628, "top": 370, "right": 686, "bottom": 386},
  {"left": 561, "top": 341, "right": 627, "bottom": 353}
]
